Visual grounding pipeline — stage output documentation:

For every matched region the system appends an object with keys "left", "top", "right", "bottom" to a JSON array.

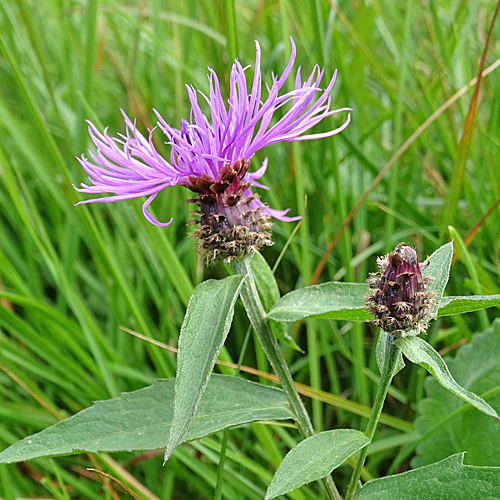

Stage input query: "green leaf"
[
  {"left": 437, "top": 294, "right": 500, "bottom": 316},
  {"left": 414, "top": 320, "right": 500, "bottom": 468},
  {"left": 267, "top": 282, "right": 370, "bottom": 323},
  {"left": 251, "top": 251, "right": 280, "bottom": 308},
  {"left": 422, "top": 241, "right": 453, "bottom": 312},
  {"left": 376, "top": 331, "right": 405, "bottom": 376},
  {"left": 355, "top": 453, "right": 500, "bottom": 499},
  {"left": 251, "top": 252, "right": 302, "bottom": 351},
  {"left": 265, "top": 429, "right": 370, "bottom": 500},
  {"left": 396, "top": 335, "right": 499, "bottom": 419},
  {"left": 0, "top": 375, "right": 293, "bottom": 464},
  {"left": 165, "top": 275, "right": 245, "bottom": 462}
]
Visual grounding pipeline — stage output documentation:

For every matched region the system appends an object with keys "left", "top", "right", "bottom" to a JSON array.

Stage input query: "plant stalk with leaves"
[
  {"left": 344, "top": 335, "right": 401, "bottom": 500},
  {"left": 234, "top": 256, "right": 341, "bottom": 499},
  {"left": 346, "top": 244, "right": 436, "bottom": 499},
  {"left": 234, "top": 258, "right": 313, "bottom": 439},
  {"left": 2, "top": 242, "right": 500, "bottom": 500},
  {"left": 264, "top": 241, "right": 500, "bottom": 499}
]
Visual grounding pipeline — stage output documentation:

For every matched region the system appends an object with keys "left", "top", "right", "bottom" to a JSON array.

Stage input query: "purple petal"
[{"left": 142, "top": 193, "right": 173, "bottom": 226}]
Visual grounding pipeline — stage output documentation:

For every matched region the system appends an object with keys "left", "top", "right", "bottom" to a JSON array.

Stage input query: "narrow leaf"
[
  {"left": 396, "top": 336, "right": 499, "bottom": 419},
  {"left": 251, "top": 251, "right": 280, "bottom": 308},
  {"left": 267, "top": 282, "right": 370, "bottom": 322},
  {"left": 437, "top": 294, "right": 500, "bottom": 316},
  {"left": 266, "top": 429, "right": 369, "bottom": 500},
  {"left": 0, "top": 375, "right": 293, "bottom": 464},
  {"left": 251, "top": 252, "right": 302, "bottom": 351},
  {"left": 355, "top": 453, "right": 500, "bottom": 499},
  {"left": 165, "top": 275, "right": 245, "bottom": 462}
]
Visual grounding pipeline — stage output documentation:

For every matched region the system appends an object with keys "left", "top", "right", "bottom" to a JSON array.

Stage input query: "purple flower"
[{"left": 74, "top": 38, "right": 351, "bottom": 229}]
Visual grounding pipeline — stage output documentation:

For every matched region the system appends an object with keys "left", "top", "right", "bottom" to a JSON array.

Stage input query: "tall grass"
[{"left": 0, "top": 0, "right": 499, "bottom": 498}]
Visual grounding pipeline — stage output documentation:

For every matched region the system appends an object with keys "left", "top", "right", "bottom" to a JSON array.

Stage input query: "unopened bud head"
[{"left": 366, "top": 244, "right": 435, "bottom": 335}]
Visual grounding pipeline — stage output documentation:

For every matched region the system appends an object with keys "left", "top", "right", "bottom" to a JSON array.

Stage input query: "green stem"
[
  {"left": 233, "top": 256, "right": 340, "bottom": 500},
  {"left": 345, "top": 333, "right": 401, "bottom": 500}
]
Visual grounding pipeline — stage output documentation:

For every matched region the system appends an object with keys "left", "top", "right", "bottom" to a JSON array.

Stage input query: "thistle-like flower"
[
  {"left": 366, "top": 244, "right": 435, "bottom": 335},
  {"left": 74, "top": 39, "right": 350, "bottom": 262}
]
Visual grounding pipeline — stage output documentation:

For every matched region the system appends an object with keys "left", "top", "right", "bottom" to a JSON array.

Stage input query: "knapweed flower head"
[
  {"left": 74, "top": 38, "right": 351, "bottom": 263},
  {"left": 366, "top": 244, "right": 436, "bottom": 335}
]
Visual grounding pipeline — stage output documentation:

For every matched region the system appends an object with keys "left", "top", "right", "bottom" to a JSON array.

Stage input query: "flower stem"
[
  {"left": 233, "top": 256, "right": 341, "bottom": 500},
  {"left": 344, "top": 333, "right": 401, "bottom": 500}
]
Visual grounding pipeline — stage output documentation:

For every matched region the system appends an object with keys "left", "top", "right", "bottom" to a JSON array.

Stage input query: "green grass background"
[{"left": 1, "top": 0, "right": 500, "bottom": 498}]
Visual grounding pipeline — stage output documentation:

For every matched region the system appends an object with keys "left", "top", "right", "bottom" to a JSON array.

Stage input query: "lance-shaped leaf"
[
  {"left": 437, "top": 294, "right": 500, "bottom": 316},
  {"left": 0, "top": 375, "right": 293, "bottom": 464},
  {"left": 250, "top": 252, "right": 280, "bottom": 310},
  {"left": 266, "top": 429, "right": 370, "bottom": 500},
  {"left": 396, "top": 335, "right": 499, "bottom": 419},
  {"left": 251, "top": 252, "right": 302, "bottom": 351},
  {"left": 355, "top": 453, "right": 500, "bottom": 499},
  {"left": 164, "top": 275, "right": 245, "bottom": 462},
  {"left": 267, "top": 282, "right": 370, "bottom": 322}
]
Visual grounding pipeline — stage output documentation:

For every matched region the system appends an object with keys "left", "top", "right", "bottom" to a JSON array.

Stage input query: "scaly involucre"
[{"left": 366, "top": 244, "right": 436, "bottom": 335}]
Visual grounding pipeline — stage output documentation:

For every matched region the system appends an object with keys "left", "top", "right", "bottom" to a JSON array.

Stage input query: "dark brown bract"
[
  {"left": 366, "top": 244, "right": 436, "bottom": 335},
  {"left": 188, "top": 159, "right": 272, "bottom": 264}
]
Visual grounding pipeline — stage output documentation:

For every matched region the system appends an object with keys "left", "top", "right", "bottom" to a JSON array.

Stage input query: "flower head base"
[
  {"left": 74, "top": 39, "right": 350, "bottom": 262},
  {"left": 366, "top": 244, "right": 435, "bottom": 335},
  {"left": 188, "top": 158, "right": 272, "bottom": 263}
]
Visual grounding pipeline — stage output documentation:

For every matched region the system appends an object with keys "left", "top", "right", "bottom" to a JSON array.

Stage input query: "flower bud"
[
  {"left": 188, "top": 159, "right": 272, "bottom": 264},
  {"left": 366, "top": 244, "right": 435, "bottom": 335}
]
